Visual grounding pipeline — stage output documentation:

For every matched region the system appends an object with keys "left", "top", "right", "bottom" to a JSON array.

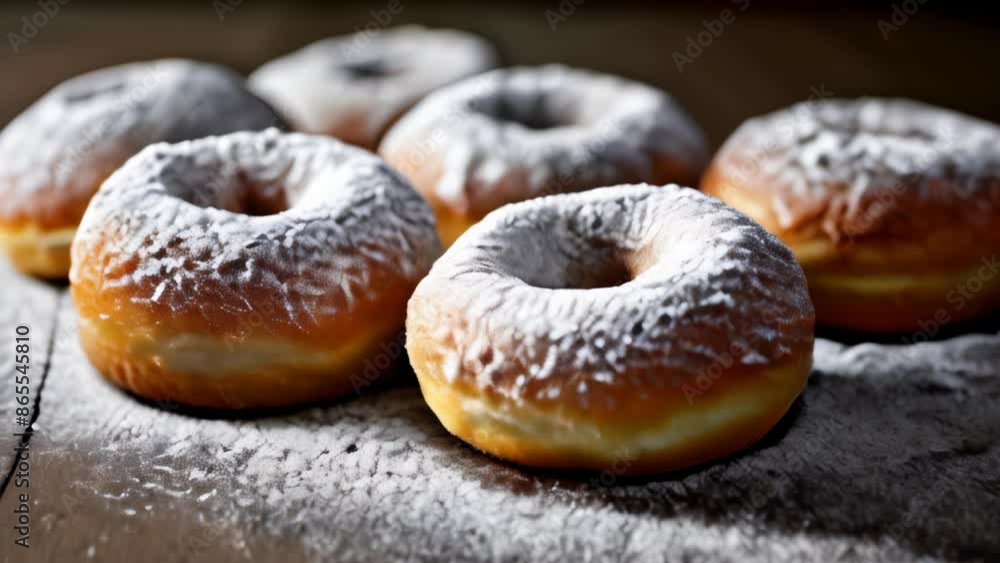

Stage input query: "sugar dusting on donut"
[
  {"left": 408, "top": 184, "right": 813, "bottom": 407},
  {"left": 710, "top": 98, "right": 1000, "bottom": 238},
  {"left": 380, "top": 65, "right": 709, "bottom": 217},
  {"left": 71, "top": 129, "right": 441, "bottom": 329},
  {"left": 249, "top": 25, "right": 497, "bottom": 143},
  {"left": 0, "top": 59, "right": 285, "bottom": 228}
]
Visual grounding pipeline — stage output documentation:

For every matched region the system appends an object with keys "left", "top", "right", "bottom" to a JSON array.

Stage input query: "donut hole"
[
  {"left": 476, "top": 96, "right": 574, "bottom": 131},
  {"left": 165, "top": 163, "right": 290, "bottom": 217},
  {"left": 338, "top": 58, "right": 402, "bottom": 80},
  {"left": 500, "top": 230, "right": 637, "bottom": 290},
  {"left": 562, "top": 245, "right": 634, "bottom": 289},
  {"left": 213, "top": 173, "right": 289, "bottom": 216},
  {"left": 517, "top": 245, "right": 634, "bottom": 290}
]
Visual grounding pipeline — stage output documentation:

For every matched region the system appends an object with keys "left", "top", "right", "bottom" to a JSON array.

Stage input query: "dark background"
[{"left": 1, "top": 0, "right": 998, "bottom": 147}]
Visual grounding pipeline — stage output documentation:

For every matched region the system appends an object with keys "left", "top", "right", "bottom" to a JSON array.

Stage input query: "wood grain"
[
  {"left": 1, "top": 287, "right": 998, "bottom": 562},
  {"left": 0, "top": 264, "right": 60, "bottom": 484}
]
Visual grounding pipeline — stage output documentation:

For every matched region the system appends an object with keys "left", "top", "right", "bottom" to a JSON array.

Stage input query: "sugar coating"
[
  {"left": 37, "top": 299, "right": 983, "bottom": 562},
  {"left": 0, "top": 59, "right": 285, "bottom": 226},
  {"left": 6, "top": 269, "right": 999, "bottom": 561},
  {"left": 409, "top": 184, "right": 814, "bottom": 406},
  {"left": 249, "top": 25, "right": 497, "bottom": 143},
  {"left": 71, "top": 129, "right": 441, "bottom": 327},
  {"left": 379, "top": 65, "right": 709, "bottom": 217},
  {"left": 711, "top": 98, "right": 1000, "bottom": 237}
]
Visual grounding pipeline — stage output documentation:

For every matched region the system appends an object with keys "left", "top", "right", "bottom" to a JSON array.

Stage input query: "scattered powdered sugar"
[
  {"left": 0, "top": 59, "right": 285, "bottom": 228},
  {"left": 710, "top": 98, "right": 1000, "bottom": 238},
  {"left": 249, "top": 25, "right": 497, "bottom": 146},
  {"left": 379, "top": 65, "right": 709, "bottom": 217},
  {"left": 70, "top": 129, "right": 441, "bottom": 329},
  {"left": 407, "top": 184, "right": 814, "bottom": 406},
  {"left": 24, "top": 290, "right": 1000, "bottom": 562}
]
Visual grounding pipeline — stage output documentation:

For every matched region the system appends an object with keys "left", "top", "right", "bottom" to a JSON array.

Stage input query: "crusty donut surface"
[
  {"left": 406, "top": 184, "right": 814, "bottom": 474},
  {"left": 379, "top": 65, "right": 709, "bottom": 246},
  {"left": 249, "top": 25, "right": 497, "bottom": 150},
  {"left": 702, "top": 98, "right": 1000, "bottom": 332},
  {"left": 70, "top": 129, "right": 442, "bottom": 409},
  {"left": 0, "top": 59, "right": 285, "bottom": 278}
]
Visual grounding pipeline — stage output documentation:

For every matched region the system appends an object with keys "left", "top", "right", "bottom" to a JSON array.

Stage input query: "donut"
[
  {"left": 702, "top": 98, "right": 1000, "bottom": 332},
  {"left": 379, "top": 65, "right": 709, "bottom": 246},
  {"left": 405, "top": 184, "right": 814, "bottom": 474},
  {"left": 249, "top": 25, "right": 497, "bottom": 150},
  {"left": 0, "top": 59, "right": 286, "bottom": 278},
  {"left": 69, "top": 129, "right": 442, "bottom": 409}
]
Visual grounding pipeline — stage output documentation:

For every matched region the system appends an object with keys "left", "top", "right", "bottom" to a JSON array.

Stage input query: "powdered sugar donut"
[
  {"left": 70, "top": 129, "right": 442, "bottom": 409},
  {"left": 406, "top": 184, "right": 814, "bottom": 474},
  {"left": 379, "top": 65, "right": 709, "bottom": 247},
  {"left": 702, "top": 98, "right": 1000, "bottom": 331},
  {"left": 0, "top": 59, "right": 285, "bottom": 278},
  {"left": 249, "top": 25, "right": 497, "bottom": 150}
]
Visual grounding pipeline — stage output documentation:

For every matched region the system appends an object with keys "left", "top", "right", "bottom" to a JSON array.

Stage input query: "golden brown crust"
[
  {"left": 0, "top": 160, "right": 119, "bottom": 233},
  {"left": 71, "top": 235, "right": 417, "bottom": 409},
  {"left": 705, "top": 170, "right": 1000, "bottom": 331},
  {"left": 0, "top": 60, "right": 286, "bottom": 278},
  {"left": 384, "top": 144, "right": 705, "bottom": 247},
  {"left": 379, "top": 66, "right": 708, "bottom": 247},
  {"left": 704, "top": 175, "right": 1000, "bottom": 332},
  {"left": 75, "top": 312, "right": 402, "bottom": 410},
  {"left": 411, "top": 352, "right": 811, "bottom": 475},
  {"left": 0, "top": 224, "right": 76, "bottom": 278},
  {"left": 0, "top": 155, "right": 124, "bottom": 277},
  {"left": 69, "top": 131, "right": 441, "bottom": 409},
  {"left": 405, "top": 185, "right": 815, "bottom": 474},
  {"left": 70, "top": 226, "right": 418, "bottom": 348},
  {"left": 702, "top": 99, "right": 1000, "bottom": 332},
  {"left": 313, "top": 108, "right": 406, "bottom": 152},
  {"left": 702, "top": 98, "right": 1000, "bottom": 242},
  {"left": 807, "top": 279, "right": 1000, "bottom": 333}
]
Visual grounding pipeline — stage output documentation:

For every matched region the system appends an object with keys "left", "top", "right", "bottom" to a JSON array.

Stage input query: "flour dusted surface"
[{"left": 13, "top": 289, "right": 999, "bottom": 562}]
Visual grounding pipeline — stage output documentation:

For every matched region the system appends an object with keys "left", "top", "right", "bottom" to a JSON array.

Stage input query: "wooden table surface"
[{"left": 1, "top": 262, "right": 999, "bottom": 562}]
